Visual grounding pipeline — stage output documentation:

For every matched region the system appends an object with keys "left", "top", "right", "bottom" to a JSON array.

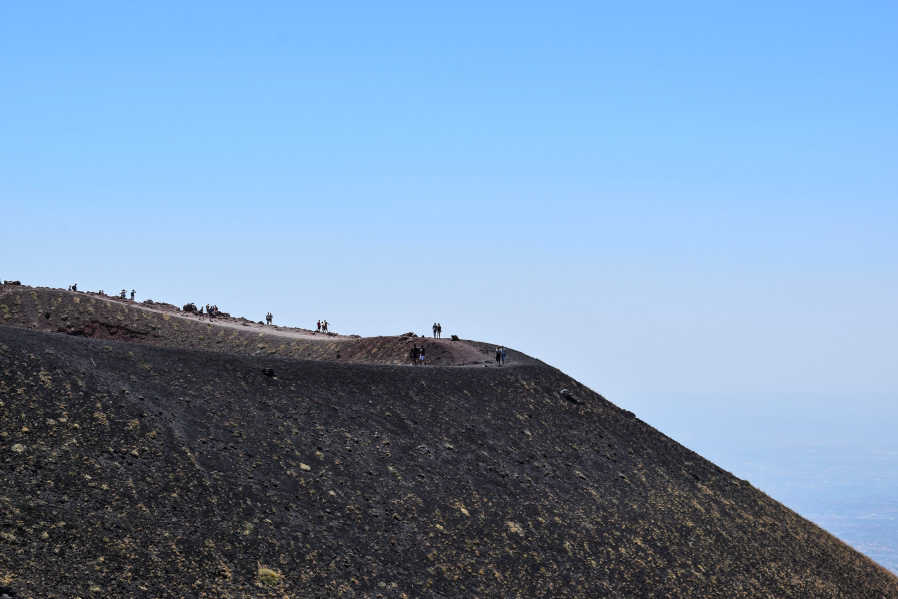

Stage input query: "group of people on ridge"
[
  {"left": 495, "top": 346, "right": 507, "bottom": 365},
  {"left": 55, "top": 288, "right": 510, "bottom": 367},
  {"left": 410, "top": 344, "right": 426, "bottom": 366},
  {"left": 68, "top": 285, "right": 136, "bottom": 301}
]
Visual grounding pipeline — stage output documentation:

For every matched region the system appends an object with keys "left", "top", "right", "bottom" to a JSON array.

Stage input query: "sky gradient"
[{"left": 3, "top": 2, "right": 896, "bottom": 451}]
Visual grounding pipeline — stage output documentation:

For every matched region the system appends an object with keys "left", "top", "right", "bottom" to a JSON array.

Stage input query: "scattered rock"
[
  {"left": 450, "top": 335, "right": 459, "bottom": 341},
  {"left": 560, "top": 389, "right": 580, "bottom": 404},
  {"left": 262, "top": 368, "right": 276, "bottom": 378},
  {"left": 63, "top": 320, "right": 148, "bottom": 342}
]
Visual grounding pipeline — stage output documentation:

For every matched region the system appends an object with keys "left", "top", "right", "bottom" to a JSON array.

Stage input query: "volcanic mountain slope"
[{"left": 1, "top": 287, "right": 897, "bottom": 598}]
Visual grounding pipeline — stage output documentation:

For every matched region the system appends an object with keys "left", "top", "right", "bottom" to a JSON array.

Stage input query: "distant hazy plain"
[{"left": 624, "top": 393, "right": 898, "bottom": 575}]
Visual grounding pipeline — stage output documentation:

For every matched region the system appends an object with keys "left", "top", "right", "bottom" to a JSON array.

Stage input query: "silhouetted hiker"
[
  {"left": 437, "top": 323, "right": 442, "bottom": 338},
  {"left": 72, "top": 283, "right": 77, "bottom": 292},
  {"left": 495, "top": 347, "right": 501, "bottom": 364},
  {"left": 120, "top": 289, "right": 126, "bottom": 299},
  {"left": 266, "top": 312, "right": 272, "bottom": 325},
  {"left": 323, "top": 320, "right": 329, "bottom": 333},
  {"left": 501, "top": 346, "right": 507, "bottom": 365},
  {"left": 419, "top": 346, "right": 426, "bottom": 365},
  {"left": 411, "top": 344, "right": 420, "bottom": 365},
  {"left": 131, "top": 289, "right": 135, "bottom": 301},
  {"left": 198, "top": 305, "right": 204, "bottom": 319},
  {"left": 316, "top": 320, "right": 321, "bottom": 332},
  {"left": 433, "top": 323, "right": 438, "bottom": 338}
]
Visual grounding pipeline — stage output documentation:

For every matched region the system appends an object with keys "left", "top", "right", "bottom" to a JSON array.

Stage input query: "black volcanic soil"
[{"left": 1, "top": 285, "right": 897, "bottom": 598}]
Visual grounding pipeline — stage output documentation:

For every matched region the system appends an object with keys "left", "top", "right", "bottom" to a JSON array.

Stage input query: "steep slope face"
[
  {"left": 0, "top": 285, "right": 537, "bottom": 367},
  {"left": 2, "top": 325, "right": 896, "bottom": 598}
]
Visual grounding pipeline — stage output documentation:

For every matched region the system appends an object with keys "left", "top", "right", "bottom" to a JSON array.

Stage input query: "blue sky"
[{"left": 2, "top": 2, "right": 896, "bottom": 413}]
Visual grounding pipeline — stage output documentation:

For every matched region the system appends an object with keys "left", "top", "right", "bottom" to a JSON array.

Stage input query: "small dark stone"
[
  {"left": 561, "top": 389, "right": 580, "bottom": 404},
  {"left": 262, "top": 368, "right": 276, "bottom": 377},
  {"left": 450, "top": 335, "right": 459, "bottom": 341}
]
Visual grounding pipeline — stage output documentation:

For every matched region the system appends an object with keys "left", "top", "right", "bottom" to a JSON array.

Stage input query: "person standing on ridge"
[
  {"left": 419, "top": 346, "right": 426, "bottom": 366},
  {"left": 495, "top": 347, "right": 501, "bottom": 364},
  {"left": 501, "top": 346, "right": 507, "bottom": 365},
  {"left": 411, "top": 344, "right": 420, "bottom": 365},
  {"left": 131, "top": 289, "right": 135, "bottom": 301},
  {"left": 433, "top": 323, "right": 438, "bottom": 338},
  {"left": 437, "top": 323, "right": 442, "bottom": 338}
]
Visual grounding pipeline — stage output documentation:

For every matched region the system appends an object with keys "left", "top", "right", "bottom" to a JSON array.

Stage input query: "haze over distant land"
[{"left": 1, "top": 0, "right": 896, "bottom": 588}]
